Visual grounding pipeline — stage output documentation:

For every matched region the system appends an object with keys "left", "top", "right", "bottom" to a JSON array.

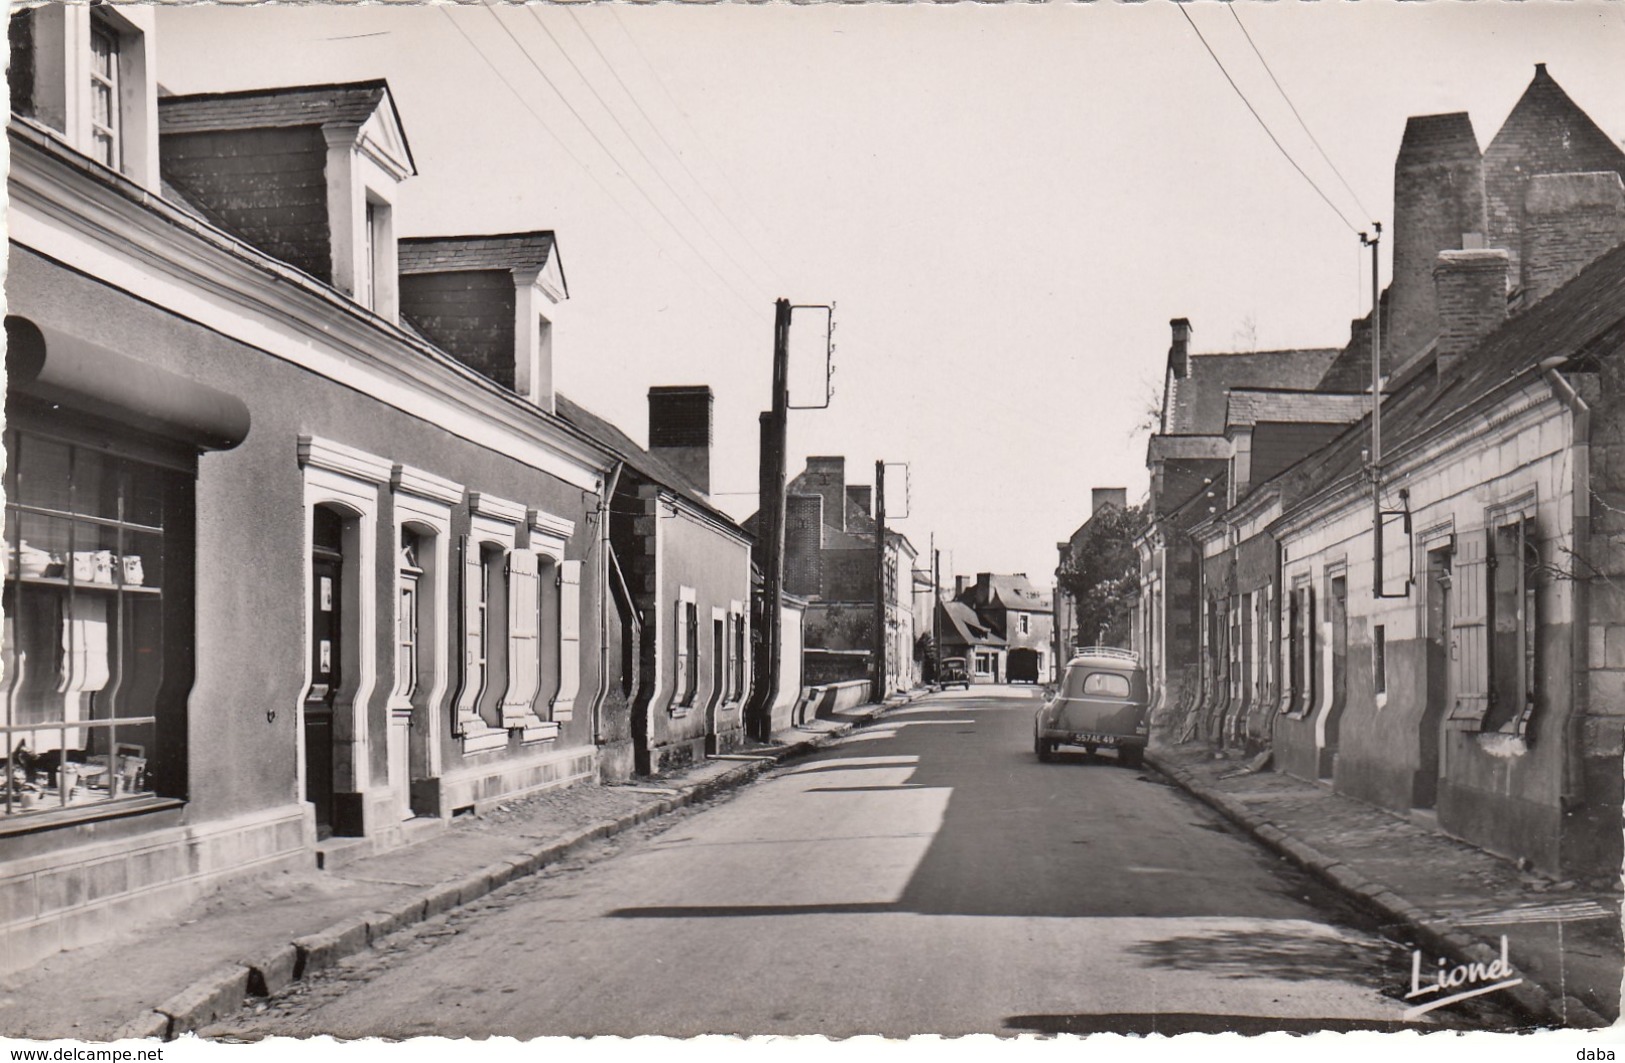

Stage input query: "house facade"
[
  {"left": 559, "top": 388, "right": 755, "bottom": 777},
  {"left": 3, "top": 10, "right": 615, "bottom": 971},
  {"left": 1132, "top": 64, "right": 1625, "bottom": 876},
  {"left": 952, "top": 574, "right": 1055, "bottom": 683}
]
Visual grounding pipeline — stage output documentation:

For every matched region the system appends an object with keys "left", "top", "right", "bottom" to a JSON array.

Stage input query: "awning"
[{"left": 6, "top": 316, "right": 250, "bottom": 451}]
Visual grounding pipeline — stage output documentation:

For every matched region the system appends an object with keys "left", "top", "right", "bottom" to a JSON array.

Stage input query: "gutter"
[
  {"left": 1545, "top": 369, "right": 1591, "bottom": 815},
  {"left": 589, "top": 461, "right": 624, "bottom": 745}
]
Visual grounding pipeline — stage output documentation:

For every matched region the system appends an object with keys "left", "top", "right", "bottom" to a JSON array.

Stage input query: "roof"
[
  {"left": 399, "top": 232, "right": 558, "bottom": 275},
  {"left": 158, "top": 79, "right": 417, "bottom": 175},
  {"left": 1226, "top": 389, "right": 1372, "bottom": 431},
  {"left": 983, "top": 574, "right": 1052, "bottom": 614},
  {"left": 1280, "top": 239, "right": 1625, "bottom": 525},
  {"left": 1167, "top": 348, "right": 1340, "bottom": 434},
  {"left": 554, "top": 394, "right": 742, "bottom": 534},
  {"left": 941, "top": 601, "right": 1005, "bottom": 647}
]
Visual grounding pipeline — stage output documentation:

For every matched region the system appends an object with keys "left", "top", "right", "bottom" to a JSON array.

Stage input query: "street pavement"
[{"left": 203, "top": 686, "right": 1518, "bottom": 1039}]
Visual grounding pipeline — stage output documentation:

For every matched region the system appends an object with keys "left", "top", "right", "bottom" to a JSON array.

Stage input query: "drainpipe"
[
  {"left": 1545, "top": 369, "right": 1590, "bottom": 816},
  {"left": 589, "top": 461, "right": 624, "bottom": 745}
]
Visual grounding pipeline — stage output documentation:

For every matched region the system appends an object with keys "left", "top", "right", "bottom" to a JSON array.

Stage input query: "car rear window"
[{"left": 1064, "top": 670, "right": 1132, "bottom": 698}]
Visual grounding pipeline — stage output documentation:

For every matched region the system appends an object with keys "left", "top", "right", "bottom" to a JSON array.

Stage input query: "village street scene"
[{"left": 2, "top": 1, "right": 1624, "bottom": 1056}]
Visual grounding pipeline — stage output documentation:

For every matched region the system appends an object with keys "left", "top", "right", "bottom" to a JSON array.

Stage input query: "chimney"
[
  {"left": 975, "top": 573, "right": 993, "bottom": 603},
  {"left": 1521, "top": 172, "right": 1625, "bottom": 304},
  {"left": 1433, "top": 249, "right": 1510, "bottom": 378},
  {"left": 802, "top": 456, "right": 847, "bottom": 533},
  {"left": 1168, "top": 318, "right": 1192, "bottom": 380},
  {"left": 955, "top": 575, "right": 970, "bottom": 598},
  {"left": 784, "top": 494, "right": 824, "bottom": 597},
  {"left": 397, "top": 233, "right": 564, "bottom": 411},
  {"left": 1091, "top": 487, "right": 1128, "bottom": 515},
  {"left": 648, "top": 386, "right": 713, "bottom": 495},
  {"left": 1389, "top": 113, "right": 1488, "bottom": 369},
  {"left": 845, "top": 485, "right": 873, "bottom": 517}
]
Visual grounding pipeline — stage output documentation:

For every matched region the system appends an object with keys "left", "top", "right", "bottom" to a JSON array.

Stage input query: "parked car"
[
  {"left": 1034, "top": 647, "right": 1148, "bottom": 767},
  {"left": 939, "top": 657, "right": 971, "bottom": 690}
]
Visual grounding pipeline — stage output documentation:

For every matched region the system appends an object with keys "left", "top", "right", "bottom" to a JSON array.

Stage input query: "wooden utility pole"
[
  {"left": 872, "top": 459, "right": 888, "bottom": 703},
  {"left": 932, "top": 543, "right": 941, "bottom": 685},
  {"left": 747, "top": 299, "right": 792, "bottom": 741}
]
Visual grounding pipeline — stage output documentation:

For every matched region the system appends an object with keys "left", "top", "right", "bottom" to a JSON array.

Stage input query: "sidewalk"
[
  {"left": 0, "top": 700, "right": 903, "bottom": 1043},
  {"left": 1148, "top": 742, "right": 1623, "bottom": 1029}
]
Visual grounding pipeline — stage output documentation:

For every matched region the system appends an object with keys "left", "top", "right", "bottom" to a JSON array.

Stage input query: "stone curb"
[
  {"left": 1145, "top": 748, "right": 1610, "bottom": 1030},
  {"left": 135, "top": 702, "right": 898, "bottom": 1041}
]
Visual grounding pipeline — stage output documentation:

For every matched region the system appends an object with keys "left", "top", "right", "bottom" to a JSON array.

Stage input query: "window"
[
  {"left": 88, "top": 17, "right": 119, "bottom": 168},
  {"left": 725, "top": 612, "right": 746, "bottom": 702},
  {"left": 456, "top": 536, "right": 513, "bottom": 743},
  {"left": 1019, "top": 613, "right": 1030, "bottom": 636},
  {"left": 672, "top": 598, "right": 698, "bottom": 708},
  {"left": 1373, "top": 625, "right": 1387, "bottom": 695},
  {"left": 1072, "top": 671, "right": 1131, "bottom": 698},
  {"left": 3, "top": 430, "right": 183, "bottom": 819},
  {"left": 1487, "top": 518, "right": 1538, "bottom": 733},
  {"left": 396, "top": 529, "right": 422, "bottom": 700}
]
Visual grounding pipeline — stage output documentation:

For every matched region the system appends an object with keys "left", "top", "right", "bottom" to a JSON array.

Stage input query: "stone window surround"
[{"left": 389, "top": 463, "right": 462, "bottom": 785}]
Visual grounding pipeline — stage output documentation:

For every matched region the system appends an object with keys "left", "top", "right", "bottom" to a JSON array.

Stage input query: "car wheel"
[
  {"left": 1035, "top": 736, "right": 1054, "bottom": 762},
  {"left": 1120, "top": 745, "right": 1144, "bottom": 769}
]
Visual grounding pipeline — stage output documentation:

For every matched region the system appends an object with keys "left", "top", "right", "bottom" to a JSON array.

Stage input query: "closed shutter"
[
  {"left": 1305, "top": 586, "right": 1318, "bottom": 714},
  {"left": 453, "top": 536, "right": 484, "bottom": 733},
  {"left": 552, "top": 560, "right": 582, "bottom": 720},
  {"left": 503, "top": 550, "right": 541, "bottom": 726},
  {"left": 1449, "top": 529, "right": 1491, "bottom": 724},
  {"left": 674, "top": 600, "right": 689, "bottom": 706}
]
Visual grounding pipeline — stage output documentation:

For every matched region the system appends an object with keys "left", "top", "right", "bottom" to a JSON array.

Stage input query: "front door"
[
  {"left": 1417, "top": 550, "right": 1453, "bottom": 809},
  {"left": 306, "top": 511, "right": 343, "bottom": 840}
]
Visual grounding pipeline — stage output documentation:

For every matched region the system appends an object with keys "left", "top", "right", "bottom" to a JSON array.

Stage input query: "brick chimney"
[
  {"left": 1433, "top": 249, "right": 1510, "bottom": 378},
  {"left": 846, "top": 485, "right": 873, "bottom": 518},
  {"left": 1168, "top": 319, "right": 1193, "bottom": 380},
  {"left": 784, "top": 494, "right": 824, "bottom": 596},
  {"left": 1388, "top": 113, "right": 1488, "bottom": 370},
  {"left": 1521, "top": 172, "right": 1625, "bottom": 304},
  {"left": 647, "top": 386, "right": 712, "bottom": 495},
  {"left": 954, "top": 575, "right": 970, "bottom": 598},
  {"left": 1091, "top": 487, "right": 1128, "bottom": 515},
  {"left": 802, "top": 457, "right": 847, "bottom": 533}
]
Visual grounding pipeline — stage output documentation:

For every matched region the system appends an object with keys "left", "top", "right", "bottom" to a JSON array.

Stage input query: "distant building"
[{"left": 945, "top": 573, "right": 1055, "bottom": 683}]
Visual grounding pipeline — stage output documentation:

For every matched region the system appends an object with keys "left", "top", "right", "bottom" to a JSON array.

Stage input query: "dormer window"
[
  {"left": 9, "top": 5, "right": 158, "bottom": 189},
  {"left": 88, "top": 17, "right": 120, "bottom": 167}
]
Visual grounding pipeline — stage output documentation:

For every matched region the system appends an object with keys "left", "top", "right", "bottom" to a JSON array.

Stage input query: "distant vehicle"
[
  {"left": 939, "top": 657, "right": 971, "bottom": 690},
  {"left": 1034, "top": 647, "right": 1148, "bottom": 767},
  {"left": 1007, "top": 648, "right": 1041, "bottom": 684}
]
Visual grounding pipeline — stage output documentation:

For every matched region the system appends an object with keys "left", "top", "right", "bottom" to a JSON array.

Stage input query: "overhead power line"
[
  {"left": 523, "top": 6, "right": 774, "bottom": 306},
  {"left": 566, "top": 6, "right": 793, "bottom": 294},
  {"left": 437, "top": 6, "right": 761, "bottom": 332},
  {"left": 607, "top": 5, "right": 794, "bottom": 289},
  {"left": 1227, "top": 6, "right": 1375, "bottom": 222},
  {"left": 1175, "top": 4, "right": 1360, "bottom": 235},
  {"left": 482, "top": 5, "right": 765, "bottom": 319}
]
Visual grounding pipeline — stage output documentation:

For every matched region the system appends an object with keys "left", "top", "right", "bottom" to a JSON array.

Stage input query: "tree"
[{"left": 1056, "top": 503, "right": 1147, "bottom": 650}]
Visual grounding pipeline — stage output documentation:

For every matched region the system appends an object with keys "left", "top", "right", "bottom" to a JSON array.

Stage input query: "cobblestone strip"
[
  {"left": 1145, "top": 748, "right": 1608, "bottom": 1030},
  {"left": 134, "top": 703, "right": 899, "bottom": 1041}
]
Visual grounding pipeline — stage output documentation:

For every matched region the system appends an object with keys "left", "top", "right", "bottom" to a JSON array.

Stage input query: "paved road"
[{"left": 211, "top": 688, "right": 1517, "bottom": 1038}]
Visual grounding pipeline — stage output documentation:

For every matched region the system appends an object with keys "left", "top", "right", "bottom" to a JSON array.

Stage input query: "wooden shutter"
[
  {"left": 503, "top": 550, "right": 540, "bottom": 726},
  {"left": 453, "top": 536, "right": 484, "bottom": 733},
  {"left": 1449, "top": 529, "right": 1491, "bottom": 724},
  {"left": 674, "top": 600, "right": 689, "bottom": 706},
  {"left": 552, "top": 560, "right": 582, "bottom": 720}
]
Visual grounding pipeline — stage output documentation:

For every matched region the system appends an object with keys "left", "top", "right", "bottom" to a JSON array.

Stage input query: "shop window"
[{"left": 3, "top": 429, "right": 185, "bottom": 820}]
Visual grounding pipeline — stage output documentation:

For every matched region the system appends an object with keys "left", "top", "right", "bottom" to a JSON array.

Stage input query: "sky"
[{"left": 155, "top": 1, "right": 1625, "bottom": 591}]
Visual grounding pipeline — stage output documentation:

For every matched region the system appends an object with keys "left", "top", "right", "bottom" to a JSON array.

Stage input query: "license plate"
[{"left": 1071, "top": 732, "right": 1116, "bottom": 746}]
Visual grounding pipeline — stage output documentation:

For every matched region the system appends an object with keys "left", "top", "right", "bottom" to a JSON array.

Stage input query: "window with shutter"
[
  {"left": 502, "top": 550, "right": 540, "bottom": 727},
  {"left": 1286, "top": 587, "right": 1302, "bottom": 714},
  {"left": 552, "top": 560, "right": 582, "bottom": 720},
  {"left": 1448, "top": 530, "right": 1491, "bottom": 725},
  {"left": 683, "top": 601, "right": 700, "bottom": 706},
  {"left": 674, "top": 600, "right": 689, "bottom": 707},
  {"left": 1305, "top": 585, "right": 1318, "bottom": 717}
]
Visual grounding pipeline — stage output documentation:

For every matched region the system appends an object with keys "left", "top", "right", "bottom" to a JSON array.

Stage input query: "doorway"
[
  {"left": 307, "top": 506, "right": 344, "bottom": 840},
  {"left": 1416, "top": 549, "right": 1453, "bottom": 809}
]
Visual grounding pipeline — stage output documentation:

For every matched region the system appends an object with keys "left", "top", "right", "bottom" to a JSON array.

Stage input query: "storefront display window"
[{"left": 3, "top": 428, "right": 183, "bottom": 819}]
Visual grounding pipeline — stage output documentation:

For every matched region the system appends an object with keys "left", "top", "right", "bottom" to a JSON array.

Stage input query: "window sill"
[
  {"left": 0, "top": 795, "right": 184, "bottom": 839},
  {"left": 669, "top": 705, "right": 695, "bottom": 719}
]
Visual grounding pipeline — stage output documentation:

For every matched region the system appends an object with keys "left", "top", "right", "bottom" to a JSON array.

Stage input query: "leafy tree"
[{"left": 1056, "top": 503, "right": 1147, "bottom": 650}]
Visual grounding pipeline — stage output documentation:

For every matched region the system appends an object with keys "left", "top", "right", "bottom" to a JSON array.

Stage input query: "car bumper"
[{"left": 1037, "top": 727, "right": 1147, "bottom": 749}]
